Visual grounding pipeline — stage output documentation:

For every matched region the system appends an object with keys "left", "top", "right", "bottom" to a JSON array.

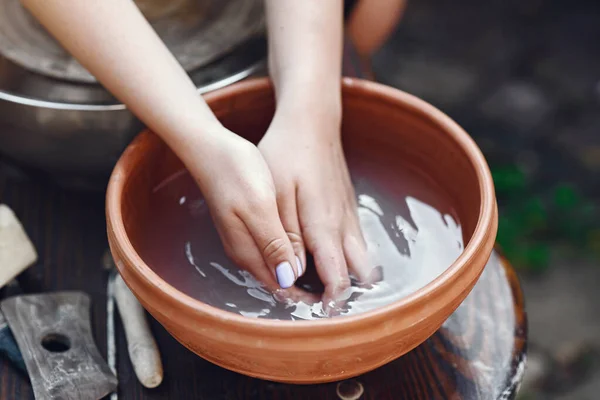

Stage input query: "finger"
[
  {"left": 274, "top": 286, "right": 321, "bottom": 305},
  {"left": 343, "top": 229, "right": 376, "bottom": 284},
  {"left": 276, "top": 186, "right": 306, "bottom": 276},
  {"left": 215, "top": 216, "right": 280, "bottom": 291},
  {"left": 305, "top": 231, "right": 351, "bottom": 315},
  {"left": 242, "top": 203, "right": 299, "bottom": 289},
  {"left": 216, "top": 220, "right": 318, "bottom": 304}
]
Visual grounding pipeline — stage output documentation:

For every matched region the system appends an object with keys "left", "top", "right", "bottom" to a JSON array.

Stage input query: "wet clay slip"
[{"left": 106, "top": 77, "right": 498, "bottom": 383}]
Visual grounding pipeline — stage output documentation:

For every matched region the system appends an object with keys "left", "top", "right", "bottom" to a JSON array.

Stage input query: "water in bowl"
[{"left": 140, "top": 156, "right": 464, "bottom": 320}]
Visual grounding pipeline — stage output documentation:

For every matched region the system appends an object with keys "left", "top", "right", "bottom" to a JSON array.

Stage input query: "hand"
[
  {"left": 258, "top": 110, "right": 375, "bottom": 308},
  {"left": 183, "top": 127, "right": 303, "bottom": 291}
]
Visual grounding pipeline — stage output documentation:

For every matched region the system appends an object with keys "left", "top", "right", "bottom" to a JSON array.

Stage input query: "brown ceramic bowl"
[{"left": 106, "top": 77, "right": 497, "bottom": 384}]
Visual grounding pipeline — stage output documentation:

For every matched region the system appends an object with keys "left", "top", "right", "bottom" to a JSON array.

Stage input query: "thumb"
[{"left": 244, "top": 207, "right": 300, "bottom": 289}]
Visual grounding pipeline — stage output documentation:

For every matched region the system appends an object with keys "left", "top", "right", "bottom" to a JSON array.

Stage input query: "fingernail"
[
  {"left": 276, "top": 262, "right": 295, "bottom": 289},
  {"left": 295, "top": 256, "right": 303, "bottom": 275}
]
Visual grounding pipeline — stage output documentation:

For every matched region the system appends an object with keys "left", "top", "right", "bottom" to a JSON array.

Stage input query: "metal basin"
[{"left": 0, "top": 0, "right": 266, "bottom": 190}]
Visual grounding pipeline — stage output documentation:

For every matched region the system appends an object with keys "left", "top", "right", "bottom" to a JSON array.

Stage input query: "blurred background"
[{"left": 372, "top": 0, "right": 599, "bottom": 398}]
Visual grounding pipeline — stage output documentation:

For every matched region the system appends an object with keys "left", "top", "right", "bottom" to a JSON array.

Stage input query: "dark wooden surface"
[{"left": 0, "top": 160, "right": 527, "bottom": 400}]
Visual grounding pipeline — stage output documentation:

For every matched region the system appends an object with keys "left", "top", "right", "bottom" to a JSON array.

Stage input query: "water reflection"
[{"left": 184, "top": 176, "right": 464, "bottom": 320}]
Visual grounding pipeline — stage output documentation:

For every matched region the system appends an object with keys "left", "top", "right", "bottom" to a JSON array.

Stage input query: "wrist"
[
  {"left": 269, "top": 103, "right": 342, "bottom": 145},
  {"left": 161, "top": 119, "right": 226, "bottom": 170},
  {"left": 273, "top": 82, "right": 342, "bottom": 137}
]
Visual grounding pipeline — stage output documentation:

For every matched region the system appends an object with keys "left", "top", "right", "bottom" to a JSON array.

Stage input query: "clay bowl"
[{"left": 106, "top": 77, "right": 497, "bottom": 384}]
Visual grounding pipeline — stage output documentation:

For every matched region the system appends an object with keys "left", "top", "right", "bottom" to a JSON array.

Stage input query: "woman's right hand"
[{"left": 184, "top": 127, "right": 303, "bottom": 292}]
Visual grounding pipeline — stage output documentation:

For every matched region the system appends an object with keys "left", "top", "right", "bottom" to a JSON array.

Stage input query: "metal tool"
[
  {"left": 104, "top": 250, "right": 163, "bottom": 389},
  {"left": 0, "top": 203, "right": 120, "bottom": 399},
  {"left": 1, "top": 292, "right": 118, "bottom": 400}
]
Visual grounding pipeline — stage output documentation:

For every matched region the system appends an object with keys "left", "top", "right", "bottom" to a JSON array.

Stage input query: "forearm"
[
  {"left": 265, "top": 0, "right": 343, "bottom": 121},
  {"left": 21, "top": 0, "right": 221, "bottom": 158}
]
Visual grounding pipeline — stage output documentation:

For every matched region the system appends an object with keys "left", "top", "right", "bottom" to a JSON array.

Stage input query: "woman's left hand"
[{"left": 258, "top": 106, "right": 375, "bottom": 308}]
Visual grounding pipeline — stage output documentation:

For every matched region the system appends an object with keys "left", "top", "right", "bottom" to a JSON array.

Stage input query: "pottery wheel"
[{"left": 0, "top": 0, "right": 265, "bottom": 83}]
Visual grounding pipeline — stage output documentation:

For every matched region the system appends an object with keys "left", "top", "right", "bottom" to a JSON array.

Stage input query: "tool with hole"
[{"left": 0, "top": 204, "right": 118, "bottom": 399}]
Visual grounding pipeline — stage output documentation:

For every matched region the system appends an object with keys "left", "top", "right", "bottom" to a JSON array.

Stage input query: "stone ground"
[{"left": 371, "top": 0, "right": 600, "bottom": 398}]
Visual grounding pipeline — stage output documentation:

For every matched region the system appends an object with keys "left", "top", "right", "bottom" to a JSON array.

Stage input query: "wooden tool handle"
[{"left": 114, "top": 275, "right": 163, "bottom": 389}]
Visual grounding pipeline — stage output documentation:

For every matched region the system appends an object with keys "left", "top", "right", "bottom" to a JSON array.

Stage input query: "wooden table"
[{"left": 0, "top": 158, "right": 527, "bottom": 399}]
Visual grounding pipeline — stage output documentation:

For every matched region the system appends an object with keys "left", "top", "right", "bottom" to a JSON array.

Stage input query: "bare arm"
[
  {"left": 265, "top": 0, "right": 343, "bottom": 125},
  {"left": 21, "top": 0, "right": 304, "bottom": 291},
  {"left": 20, "top": 0, "right": 221, "bottom": 168},
  {"left": 260, "top": 2, "right": 373, "bottom": 305}
]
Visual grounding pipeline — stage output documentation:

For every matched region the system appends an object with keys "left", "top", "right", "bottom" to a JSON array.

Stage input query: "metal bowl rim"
[{"left": 0, "top": 64, "right": 261, "bottom": 111}]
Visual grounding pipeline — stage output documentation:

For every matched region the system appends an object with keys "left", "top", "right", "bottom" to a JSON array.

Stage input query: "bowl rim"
[
  {"left": 106, "top": 76, "right": 496, "bottom": 332},
  {"left": 0, "top": 66, "right": 257, "bottom": 111}
]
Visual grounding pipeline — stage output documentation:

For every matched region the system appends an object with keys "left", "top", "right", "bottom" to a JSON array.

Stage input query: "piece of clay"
[{"left": 0, "top": 204, "right": 37, "bottom": 288}]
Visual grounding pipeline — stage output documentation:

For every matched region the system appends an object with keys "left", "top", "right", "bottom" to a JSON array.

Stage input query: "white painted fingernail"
[
  {"left": 296, "top": 256, "right": 303, "bottom": 275},
  {"left": 276, "top": 262, "right": 295, "bottom": 289}
]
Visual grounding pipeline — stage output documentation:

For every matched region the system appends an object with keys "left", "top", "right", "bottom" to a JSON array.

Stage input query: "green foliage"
[
  {"left": 492, "top": 165, "right": 527, "bottom": 192},
  {"left": 492, "top": 165, "right": 599, "bottom": 272}
]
